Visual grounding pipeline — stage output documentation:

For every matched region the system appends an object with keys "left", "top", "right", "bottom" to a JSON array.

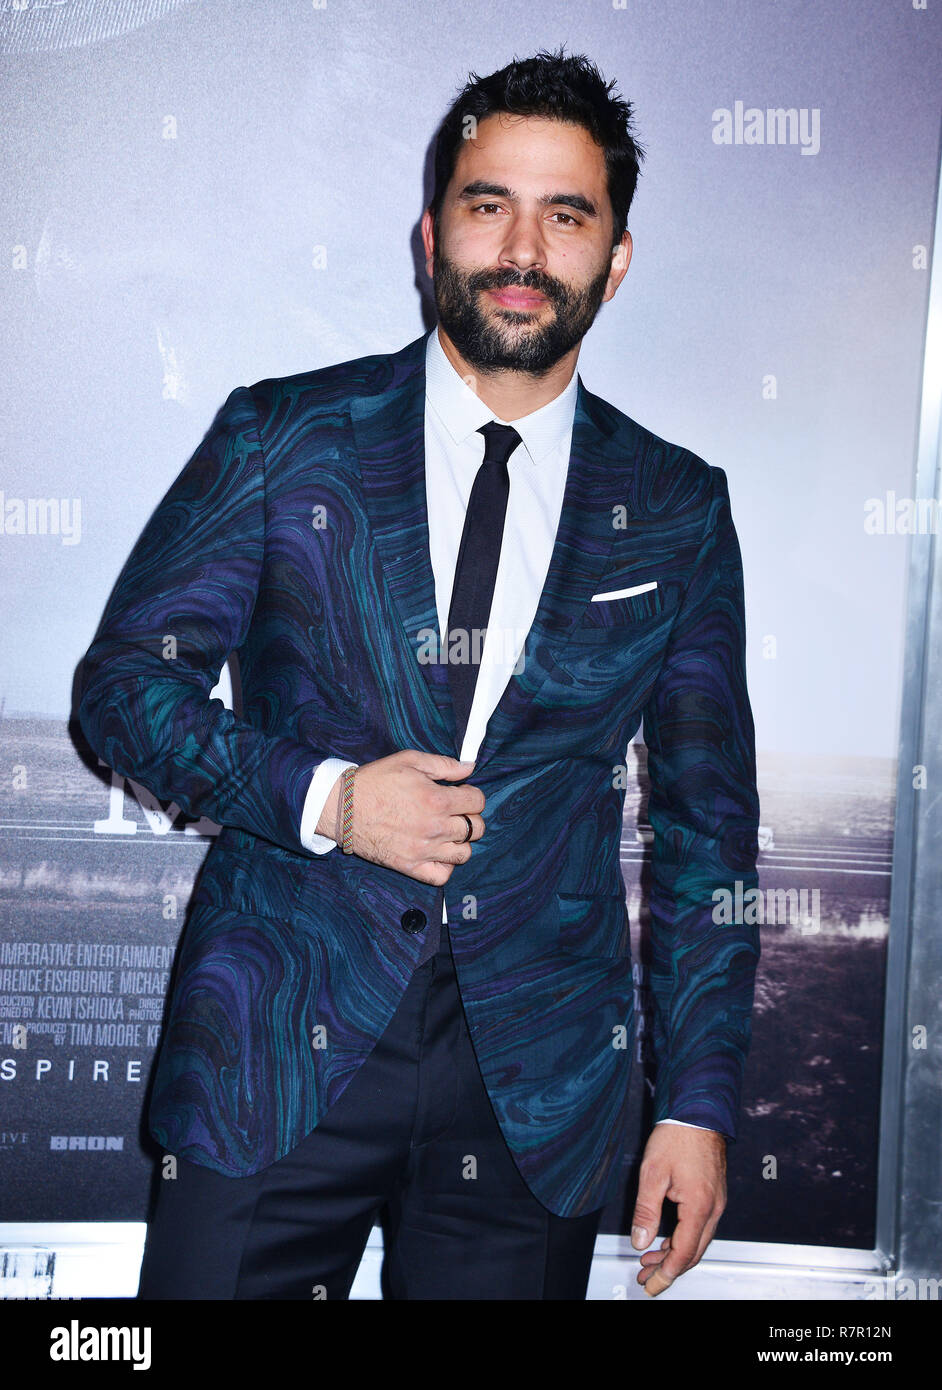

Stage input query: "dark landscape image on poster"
[
  {"left": 0, "top": 716, "right": 890, "bottom": 1248},
  {"left": 606, "top": 744, "right": 890, "bottom": 1250}
]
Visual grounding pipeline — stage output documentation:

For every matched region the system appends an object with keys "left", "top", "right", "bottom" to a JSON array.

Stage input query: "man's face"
[{"left": 422, "top": 113, "right": 631, "bottom": 376}]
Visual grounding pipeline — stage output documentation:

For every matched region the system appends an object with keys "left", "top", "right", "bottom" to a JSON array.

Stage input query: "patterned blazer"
[{"left": 78, "top": 329, "right": 760, "bottom": 1218}]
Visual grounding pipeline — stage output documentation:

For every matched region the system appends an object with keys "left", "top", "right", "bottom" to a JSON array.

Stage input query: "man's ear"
[
  {"left": 603, "top": 230, "right": 633, "bottom": 303},
  {"left": 421, "top": 208, "right": 436, "bottom": 279}
]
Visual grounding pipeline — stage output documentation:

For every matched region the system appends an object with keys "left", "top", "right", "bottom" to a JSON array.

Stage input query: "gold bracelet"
[{"left": 340, "top": 767, "right": 356, "bottom": 855}]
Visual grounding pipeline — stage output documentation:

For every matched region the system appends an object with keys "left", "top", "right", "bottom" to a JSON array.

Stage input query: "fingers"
[
  {"left": 685, "top": 1201, "right": 724, "bottom": 1271},
  {"left": 643, "top": 1266, "right": 673, "bottom": 1298},
  {"left": 397, "top": 814, "right": 483, "bottom": 882},
  {"left": 428, "top": 810, "right": 485, "bottom": 862},
  {"left": 630, "top": 1184, "right": 665, "bottom": 1256},
  {"left": 437, "top": 782, "right": 486, "bottom": 819},
  {"left": 406, "top": 751, "right": 477, "bottom": 782},
  {"left": 637, "top": 1215, "right": 701, "bottom": 1295},
  {"left": 408, "top": 860, "right": 455, "bottom": 887},
  {"left": 349, "top": 750, "right": 485, "bottom": 884},
  {"left": 631, "top": 1125, "right": 726, "bottom": 1296},
  {"left": 451, "top": 812, "right": 485, "bottom": 844},
  {"left": 432, "top": 841, "right": 473, "bottom": 867},
  {"left": 398, "top": 750, "right": 486, "bottom": 815},
  {"left": 407, "top": 825, "right": 479, "bottom": 879},
  {"left": 397, "top": 811, "right": 482, "bottom": 887},
  {"left": 636, "top": 1199, "right": 724, "bottom": 1296}
]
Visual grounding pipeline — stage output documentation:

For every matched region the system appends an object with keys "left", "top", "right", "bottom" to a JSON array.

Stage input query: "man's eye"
[{"left": 470, "top": 205, "right": 579, "bottom": 225}]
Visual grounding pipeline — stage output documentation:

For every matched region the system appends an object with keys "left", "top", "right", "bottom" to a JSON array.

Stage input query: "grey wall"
[{"left": 2, "top": 0, "right": 939, "bottom": 757}]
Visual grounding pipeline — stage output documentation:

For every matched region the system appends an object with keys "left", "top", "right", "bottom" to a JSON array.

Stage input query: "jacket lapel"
[
  {"left": 349, "top": 332, "right": 458, "bottom": 751},
  {"left": 349, "top": 333, "right": 639, "bottom": 765},
  {"left": 472, "top": 379, "right": 637, "bottom": 770}
]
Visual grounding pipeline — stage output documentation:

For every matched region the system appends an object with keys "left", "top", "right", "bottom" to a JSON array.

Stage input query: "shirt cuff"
[
  {"left": 656, "top": 1118, "right": 716, "bottom": 1131},
  {"left": 299, "top": 758, "right": 358, "bottom": 853}
]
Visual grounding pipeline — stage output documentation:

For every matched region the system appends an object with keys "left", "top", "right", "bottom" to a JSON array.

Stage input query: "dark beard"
[{"left": 432, "top": 242, "right": 611, "bottom": 377}]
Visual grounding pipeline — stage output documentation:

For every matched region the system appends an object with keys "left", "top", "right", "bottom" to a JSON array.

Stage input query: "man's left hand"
[{"left": 630, "top": 1124, "right": 727, "bottom": 1296}]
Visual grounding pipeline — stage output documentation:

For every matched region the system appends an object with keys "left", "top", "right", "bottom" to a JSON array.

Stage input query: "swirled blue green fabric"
[{"left": 78, "top": 330, "right": 759, "bottom": 1218}]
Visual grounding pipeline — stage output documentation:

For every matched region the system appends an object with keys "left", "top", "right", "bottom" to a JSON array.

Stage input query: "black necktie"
[{"left": 446, "top": 421, "right": 522, "bottom": 744}]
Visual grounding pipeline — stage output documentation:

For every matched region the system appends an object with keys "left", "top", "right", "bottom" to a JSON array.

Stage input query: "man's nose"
[{"left": 497, "top": 214, "right": 547, "bottom": 274}]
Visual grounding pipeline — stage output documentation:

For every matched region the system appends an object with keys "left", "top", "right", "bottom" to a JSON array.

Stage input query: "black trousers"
[{"left": 137, "top": 924, "right": 602, "bottom": 1300}]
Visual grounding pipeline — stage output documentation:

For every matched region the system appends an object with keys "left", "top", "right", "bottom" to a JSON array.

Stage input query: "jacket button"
[{"left": 400, "top": 908, "right": 426, "bottom": 933}]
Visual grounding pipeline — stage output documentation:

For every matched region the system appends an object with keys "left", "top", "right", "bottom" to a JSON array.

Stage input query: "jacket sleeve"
[
  {"left": 77, "top": 385, "right": 326, "bottom": 856},
  {"left": 641, "top": 463, "right": 760, "bottom": 1140}
]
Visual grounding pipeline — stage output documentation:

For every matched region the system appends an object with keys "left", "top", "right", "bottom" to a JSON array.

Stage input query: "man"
[{"left": 78, "top": 50, "right": 760, "bottom": 1301}]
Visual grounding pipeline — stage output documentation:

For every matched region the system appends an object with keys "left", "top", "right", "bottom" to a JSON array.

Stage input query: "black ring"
[{"left": 460, "top": 814, "right": 474, "bottom": 843}]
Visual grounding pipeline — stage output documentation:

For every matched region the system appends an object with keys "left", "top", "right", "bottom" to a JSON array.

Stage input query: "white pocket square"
[{"left": 591, "top": 581, "right": 658, "bottom": 602}]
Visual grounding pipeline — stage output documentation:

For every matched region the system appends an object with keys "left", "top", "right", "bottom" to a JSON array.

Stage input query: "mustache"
[{"left": 464, "top": 267, "right": 561, "bottom": 301}]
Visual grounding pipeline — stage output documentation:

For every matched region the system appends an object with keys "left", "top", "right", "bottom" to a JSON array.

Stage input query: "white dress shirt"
[{"left": 298, "top": 325, "right": 704, "bottom": 1132}]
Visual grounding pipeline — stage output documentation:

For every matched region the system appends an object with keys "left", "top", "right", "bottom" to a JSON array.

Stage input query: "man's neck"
[{"left": 435, "top": 325, "right": 579, "bottom": 422}]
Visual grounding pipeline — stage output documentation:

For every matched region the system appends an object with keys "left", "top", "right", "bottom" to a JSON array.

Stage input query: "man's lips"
[{"left": 487, "top": 287, "right": 548, "bottom": 309}]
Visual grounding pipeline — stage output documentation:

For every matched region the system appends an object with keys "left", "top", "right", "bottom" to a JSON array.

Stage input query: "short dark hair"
[{"left": 429, "top": 48, "right": 645, "bottom": 250}]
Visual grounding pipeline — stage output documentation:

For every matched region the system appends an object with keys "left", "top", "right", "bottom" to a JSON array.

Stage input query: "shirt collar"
[{"left": 425, "top": 324, "right": 578, "bottom": 464}]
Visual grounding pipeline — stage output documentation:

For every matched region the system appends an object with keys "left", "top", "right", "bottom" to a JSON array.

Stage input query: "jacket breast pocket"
[
  {"left": 543, "top": 588, "right": 681, "bottom": 713},
  {"left": 571, "top": 582, "right": 682, "bottom": 638}
]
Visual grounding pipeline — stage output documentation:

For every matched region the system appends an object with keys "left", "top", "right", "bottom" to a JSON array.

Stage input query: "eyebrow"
[{"left": 456, "top": 180, "right": 599, "bottom": 218}]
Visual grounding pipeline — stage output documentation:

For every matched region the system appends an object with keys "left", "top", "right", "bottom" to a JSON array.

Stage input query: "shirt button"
[{"left": 400, "top": 908, "right": 427, "bottom": 934}]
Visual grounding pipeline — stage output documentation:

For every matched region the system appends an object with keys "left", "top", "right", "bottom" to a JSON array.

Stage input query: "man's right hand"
[{"left": 315, "top": 751, "right": 485, "bottom": 885}]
